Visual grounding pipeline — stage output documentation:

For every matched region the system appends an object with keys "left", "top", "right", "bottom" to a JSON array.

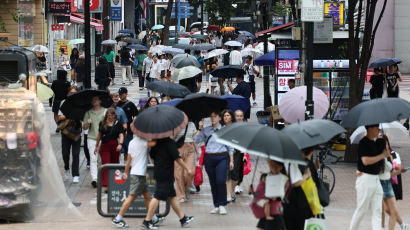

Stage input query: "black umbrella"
[
  {"left": 60, "top": 90, "right": 113, "bottom": 120},
  {"left": 132, "top": 105, "right": 188, "bottom": 139},
  {"left": 210, "top": 65, "right": 245, "bottom": 79},
  {"left": 171, "top": 54, "right": 201, "bottom": 68},
  {"left": 127, "top": 44, "right": 148, "bottom": 51},
  {"left": 282, "top": 119, "right": 346, "bottom": 149},
  {"left": 124, "top": 38, "right": 140, "bottom": 44},
  {"left": 176, "top": 93, "right": 227, "bottom": 121},
  {"left": 192, "top": 43, "right": 214, "bottom": 51},
  {"left": 341, "top": 98, "right": 410, "bottom": 128},
  {"left": 190, "top": 34, "right": 208, "bottom": 40},
  {"left": 119, "top": 29, "right": 134, "bottom": 34},
  {"left": 172, "top": 44, "right": 193, "bottom": 50},
  {"left": 146, "top": 81, "right": 191, "bottom": 98},
  {"left": 214, "top": 123, "right": 306, "bottom": 165}
]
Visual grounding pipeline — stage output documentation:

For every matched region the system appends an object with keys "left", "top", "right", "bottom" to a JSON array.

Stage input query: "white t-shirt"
[
  {"left": 128, "top": 136, "right": 148, "bottom": 176},
  {"left": 285, "top": 163, "right": 303, "bottom": 185},
  {"left": 150, "top": 62, "right": 161, "bottom": 79},
  {"left": 229, "top": 50, "right": 242, "bottom": 66},
  {"left": 159, "top": 59, "right": 166, "bottom": 71},
  {"left": 215, "top": 36, "right": 223, "bottom": 47},
  {"left": 244, "top": 63, "right": 256, "bottom": 82},
  {"left": 379, "top": 158, "right": 393, "bottom": 180}
]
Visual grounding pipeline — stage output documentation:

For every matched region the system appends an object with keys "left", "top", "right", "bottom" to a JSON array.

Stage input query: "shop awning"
[
  {"left": 255, "top": 22, "right": 295, "bottom": 37},
  {"left": 254, "top": 49, "right": 300, "bottom": 66},
  {"left": 69, "top": 15, "right": 104, "bottom": 31}
]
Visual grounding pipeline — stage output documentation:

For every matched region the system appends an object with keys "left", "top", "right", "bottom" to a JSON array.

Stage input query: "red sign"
[
  {"left": 83, "top": 0, "right": 100, "bottom": 11},
  {"left": 277, "top": 60, "right": 299, "bottom": 75},
  {"left": 113, "top": 170, "right": 126, "bottom": 185},
  {"left": 51, "top": 24, "right": 65, "bottom": 31},
  {"left": 277, "top": 76, "right": 295, "bottom": 91}
]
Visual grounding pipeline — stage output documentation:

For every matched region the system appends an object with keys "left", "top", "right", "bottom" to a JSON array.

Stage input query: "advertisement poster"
[
  {"left": 56, "top": 40, "right": 72, "bottom": 64},
  {"left": 277, "top": 60, "right": 299, "bottom": 75},
  {"left": 277, "top": 76, "right": 295, "bottom": 92},
  {"left": 324, "top": 2, "right": 344, "bottom": 26},
  {"left": 301, "top": 0, "right": 324, "bottom": 22}
]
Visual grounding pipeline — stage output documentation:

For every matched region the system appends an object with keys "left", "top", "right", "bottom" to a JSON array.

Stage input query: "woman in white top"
[
  {"left": 174, "top": 122, "right": 198, "bottom": 202},
  {"left": 158, "top": 54, "right": 167, "bottom": 80},
  {"left": 148, "top": 55, "right": 161, "bottom": 96}
]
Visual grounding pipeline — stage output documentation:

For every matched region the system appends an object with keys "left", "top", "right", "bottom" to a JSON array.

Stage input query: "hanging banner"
[
  {"left": 324, "top": 2, "right": 344, "bottom": 26},
  {"left": 56, "top": 40, "right": 72, "bottom": 65},
  {"left": 301, "top": 0, "right": 324, "bottom": 22}
]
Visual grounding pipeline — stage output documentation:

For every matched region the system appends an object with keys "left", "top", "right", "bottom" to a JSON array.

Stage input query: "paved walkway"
[{"left": 1, "top": 71, "right": 410, "bottom": 230}]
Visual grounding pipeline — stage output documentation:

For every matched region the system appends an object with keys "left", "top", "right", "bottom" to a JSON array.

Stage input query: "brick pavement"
[{"left": 1, "top": 72, "right": 410, "bottom": 230}]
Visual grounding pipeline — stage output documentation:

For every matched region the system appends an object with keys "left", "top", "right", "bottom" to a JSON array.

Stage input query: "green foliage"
[
  {"left": 271, "top": 2, "right": 291, "bottom": 17},
  {"left": 204, "top": 0, "right": 248, "bottom": 26},
  {"left": 0, "top": 4, "right": 19, "bottom": 33}
]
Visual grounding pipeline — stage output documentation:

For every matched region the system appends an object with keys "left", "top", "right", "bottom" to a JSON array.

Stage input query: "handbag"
[
  {"left": 194, "top": 166, "right": 203, "bottom": 186},
  {"left": 304, "top": 215, "right": 327, "bottom": 230},
  {"left": 58, "top": 119, "right": 82, "bottom": 141},
  {"left": 301, "top": 177, "right": 322, "bottom": 215},
  {"left": 317, "top": 179, "right": 330, "bottom": 207},
  {"left": 243, "top": 153, "right": 251, "bottom": 175}
]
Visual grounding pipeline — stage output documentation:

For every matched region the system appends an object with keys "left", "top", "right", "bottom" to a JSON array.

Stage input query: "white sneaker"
[
  {"left": 401, "top": 223, "right": 409, "bottom": 230},
  {"left": 179, "top": 198, "right": 186, "bottom": 203},
  {"left": 64, "top": 170, "right": 71, "bottom": 181},
  {"left": 234, "top": 185, "right": 241, "bottom": 194},
  {"left": 210, "top": 207, "right": 219, "bottom": 214},
  {"left": 72, "top": 176, "right": 79, "bottom": 183},
  {"left": 219, "top": 206, "right": 227, "bottom": 215}
]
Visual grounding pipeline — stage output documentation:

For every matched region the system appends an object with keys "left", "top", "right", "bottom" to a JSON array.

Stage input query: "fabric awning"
[{"left": 69, "top": 15, "right": 104, "bottom": 31}]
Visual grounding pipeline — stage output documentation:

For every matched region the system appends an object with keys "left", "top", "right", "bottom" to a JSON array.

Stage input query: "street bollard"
[{"left": 96, "top": 164, "right": 170, "bottom": 218}]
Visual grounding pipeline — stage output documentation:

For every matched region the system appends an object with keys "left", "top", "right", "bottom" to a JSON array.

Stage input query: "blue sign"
[
  {"left": 171, "top": 13, "right": 194, "bottom": 19},
  {"left": 111, "top": 7, "right": 121, "bottom": 21}
]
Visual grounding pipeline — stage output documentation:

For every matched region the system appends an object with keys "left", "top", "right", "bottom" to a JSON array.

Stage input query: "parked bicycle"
[{"left": 315, "top": 145, "right": 341, "bottom": 194}]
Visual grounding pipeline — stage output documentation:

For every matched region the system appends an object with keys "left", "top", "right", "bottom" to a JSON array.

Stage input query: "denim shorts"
[{"left": 380, "top": 179, "right": 395, "bottom": 199}]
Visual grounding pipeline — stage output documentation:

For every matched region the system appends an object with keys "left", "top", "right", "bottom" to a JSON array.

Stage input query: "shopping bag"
[
  {"left": 194, "top": 166, "right": 203, "bottom": 186},
  {"left": 265, "top": 174, "right": 288, "bottom": 198},
  {"left": 301, "top": 177, "right": 322, "bottom": 215},
  {"left": 243, "top": 153, "right": 251, "bottom": 175},
  {"left": 304, "top": 216, "right": 328, "bottom": 230},
  {"left": 198, "top": 146, "right": 205, "bottom": 167}
]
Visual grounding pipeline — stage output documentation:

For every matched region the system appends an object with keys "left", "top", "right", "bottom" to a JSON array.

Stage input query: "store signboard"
[
  {"left": 324, "top": 2, "right": 344, "bottom": 26},
  {"left": 110, "top": 7, "right": 122, "bottom": 21},
  {"left": 111, "top": 0, "right": 122, "bottom": 7},
  {"left": 313, "top": 60, "right": 349, "bottom": 69},
  {"left": 301, "top": 0, "right": 324, "bottom": 22},
  {"left": 51, "top": 24, "right": 65, "bottom": 31},
  {"left": 48, "top": 1, "right": 71, "bottom": 14},
  {"left": 277, "top": 60, "right": 299, "bottom": 75},
  {"left": 314, "top": 17, "right": 333, "bottom": 44},
  {"left": 277, "top": 76, "right": 295, "bottom": 92}
]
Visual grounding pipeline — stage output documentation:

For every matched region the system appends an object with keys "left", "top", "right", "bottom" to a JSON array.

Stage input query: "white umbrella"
[
  {"left": 67, "top": 38, "right": 85, "bottom": 45},
  {"left": 241, "top": 48, "right": 263, "bottom": 57},
  {"left": 171, "top": 66, "right": 202, "bottom": 82},
  {"left": 205, "top": 49, "right": 229, "bottom": 59},
  {"left": 256, "top": 42, "right": 275, "bottom": 52},
  {"left": 224, "top": 41, "right": 242, "bottom": 47},
  {"left": 350, "top": 121, "right": 409, "bottom": 144},
  {"left": 101, "top": 40, "right": 117, "bottom": 45},
  {"left": 138, "top": 31, "right": 147, "bottom": 39},
  {"left": 31, "top": 45, "right": 49, "bottom": 53}
]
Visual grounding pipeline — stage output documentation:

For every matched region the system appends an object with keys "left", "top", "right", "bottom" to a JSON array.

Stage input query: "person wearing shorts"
[
  {"left": 112, "top": 136, "right": 161, "bottom": 228},
  {"left": 243, "top": 56, "right": 259, "bottom": 106}
]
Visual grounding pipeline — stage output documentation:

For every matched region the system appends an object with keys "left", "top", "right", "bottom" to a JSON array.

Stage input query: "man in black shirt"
[
  {"left": 143, "top": 138, "right": 194, "bottom": 229},
  {"left": 349, "top": 124, "right": 389, "bottom": 230},
  {"left": 369, "top": 68, "right": 384, "bottom": 99},
  {"left": 117, "top": 87, "right": 139, "bottom": 161}
]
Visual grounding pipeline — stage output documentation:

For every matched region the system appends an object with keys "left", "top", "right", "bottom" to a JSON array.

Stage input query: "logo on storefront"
[{"left": 112, "top": 0, "right": 121, "bottom": 6}]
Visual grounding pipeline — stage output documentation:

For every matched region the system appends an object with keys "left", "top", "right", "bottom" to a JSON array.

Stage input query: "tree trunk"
[{"left": 162, "top": 0, "right": 175, "bottom": 45}]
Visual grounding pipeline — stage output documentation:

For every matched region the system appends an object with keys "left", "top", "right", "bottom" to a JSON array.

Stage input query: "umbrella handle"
[{"left": 249, "top": 157, "right": 259, "bottom": 191}]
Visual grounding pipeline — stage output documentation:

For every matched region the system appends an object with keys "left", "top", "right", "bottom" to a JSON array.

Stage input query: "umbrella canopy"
[
  {"left": 220, "top": 94, "right": 251, "bottom": 114},
  {"left": 162, "top": 47, "right": 184, "bottom": 56},
  {"left": 146, "top": 81, "right": 191, "bottom": 98},
  {"left": 67, "top": 38, "right": 85, "bottom": 45},
  {"left": 350, "top": 121, "right": 409, "bottom": 144},
  {"left": 221, "top": 27, "right": 235, "bottom": 32},
  {"left": 282, "top": 119, "right": 346, "bottom": 149},
  {"left": 369, "top": 58, "right": 402, "bottom": 68},
  {"left": 256, "top": 42, "right": 275, "bottom": 52},
  {"left": 171, "top": 66, "right": 202, "bottom": 81},
  {"left": 138, "top": 31, "right": 147, "bottom": 39},
  {"left": 101, "top": 39, "right": 117, "bottom": 45},
  {"left": 238, "top": 31, "right": 255, "bottom": 39},
  {"left": 36, "top": 83, "right": 54, "bottom": 102},
  {"left": 172, "top": 43, "right": 193, "bottom": 50},
  {"left": 162, "top": 98, "right": 182, "bottom": 107},
  {"left": 115, "top": 34, "right": 131, "bottom": 41},
  {"left": 124, "top": 38, "right": 140, "bottom": 44},
  {"left": 241, "top": 48, "right": 263, "bottom": 57},
  {"left": 171, "top": 54, "right": 201, "bottom": 68},
  {"left": 132, "top": 105, "right": 188, "bottom": 139},
  {"left": 205, "top": 49, "right": 229, "bottom": 59},
  {"left": 192, "top": 43, "right": 214, "bottom": 51},
  {"left": 224, "top": 41, "right": 242, "bottom": 47},
  {"left": 207, "top": 25, "right": 220, "bottom": 31},
  {"left": 31, "top": 45, "right": 49, "bottom": 53},
  {"left": 127, "top": 44, "right": 148, "bottom": 51},
  {"left": 190, "top": 34, "right": 208, "bottom": 40},
  {"left": 254, "top": 51, "right": 275, "bottom": 66},
  {"left": 341, "top": 98, "right": 410, "bottom": 128},
  {"left": 235, "top": 35, "right": 247, "bottom": 44},
  {"left": 119, "top": 29, "right": 134, "bottom": 34},
  {"left": 176, "top": 93, "right": 227, "bottom": 121},
  {"left": 214, "top": 123, "right": 306, "bottom": 165},
  {"left": 152, "top": 24, "right": 164, "bottom": 30},
  {"left": 279, "top": 86, "right": 329, "bottom": 123},
  {"left": 60, "top": 90, "right": 113, "bottom": 121},
  {"left": 210, "top": 65, "right": 244, "bottom": 79}
]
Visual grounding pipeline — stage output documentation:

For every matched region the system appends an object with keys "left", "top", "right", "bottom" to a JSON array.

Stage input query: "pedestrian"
[
  {"left": 220, "top": 109, "right": 236, "bottom": 203},
  {"left": 51, "top": 70, "right": 71, "bottom": 130},
  {"left": 141, "top": 97, "right": 159, "bottom": 112},
  {"left": 214, "top": 78, "right": 229, "bottom": 96},
  {"left": 229, "top": 46, "right": 242, "bottom": 66},
  {"left": 166, "top": 53, "right": 174, "bottom": 81},
  {"left": 149, "top": 55, "right": 161, "bottom": 97},
  {"left": 206, "top": 57, "right": 219, "bottom": 94},
  {"left": 158, "top": 53, "right": 167, "bottom": 80},
  {"left": 215, "top": 32, "right": 223, "bottom": 49},
  {"left": 56, "top": 86, "right": 82, "bottom": 183},
  {"left": 194, "top": 112, "right": 234, "bottom": 215},
  {"left": 174, "top": 121, "right": 197, "bottom": 203},
  {"left": 70, "top": 48, "right": 79, "bottom": 84},
  {"left": 288, "top": 79, "right": 295, "bottom": 90},
  {"left": 110, "top": 93, "right": 129, "bottom": 130},
  {"left": 58, "top": 47, "right": 69, "bottom": 71},
  {"left": 349, "top": 124, "right": 389, "bottom": 230},
  {"left": 386, "top": 64, "right": 402, "bottom": 98},
  {"left": 104, "top": 46, "right": 116, "bottom": 85},
  {"left": 82, "top": 95, "right": 107, "bottom": 188},
  {"left": 193, "top": 50, "right": 205, "bottom": 91},
  {"left": 136, "top": 51, "right": 148, "bottom": 90},
  {"left": 369, "top": 68, "right": 385, "bottom": 99},
  {"left": 232, "top": 110, "right": 246, "bottom": 195},
  {"left": 94, "top": 108, "right": 125, "bottom": 193},
  {"left": 210, "top": 35, "right": 216, "bottom": 48},
  {"left": 75, "top": 56, "right": 85, "bottom": 89},
  {"left": 120, "top": 47, "right": 134, "bottom": 85},
  {"left": 243, "top": 56, "right": 259, "bottom": 106},
  {"left": 223, "top": 47, "right": 231, "bottom": 66},
  {"left": 143, "top": 137, "right": 194, "bottom": 229},
  {"left": 112, "top": 136, "right": 163, "bottom": 228},
  {"left": 36, "top": 51, "right": 47, "bottom": 70},
  {"left": 117, "top": 87, "right": 139, "bottom": 162},
  {"left": 227, "top": 74, "right": 252, "bottom": 119},
  {"left": 379, "top": 135, "right": 409, "bottom": 230},
  {"left": 95, "top": 56, "right": 111, "bottom": 92},
  {"left": 142, "top": 51, "right": 154, "bottom": 90},
  {"left": 160, "top": 95, "right": 171, "bottom": 103}
]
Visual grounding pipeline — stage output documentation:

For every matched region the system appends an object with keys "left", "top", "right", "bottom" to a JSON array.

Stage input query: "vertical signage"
[
  {"left": 301, "top": 0, "right": 324, "bottom": 22},
  {"left": 110, "top": 0, "right": 122, "bottom": 21}
]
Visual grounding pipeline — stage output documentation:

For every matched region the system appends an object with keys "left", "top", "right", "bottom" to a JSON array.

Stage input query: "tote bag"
[
  {"left": 304, "top": 217, "right": 328, "bottom": 230},
  {"left": 301, "top": 177, "right": 322, "bottom": 215}
]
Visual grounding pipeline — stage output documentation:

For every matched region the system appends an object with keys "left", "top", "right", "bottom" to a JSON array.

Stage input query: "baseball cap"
[{"left": 118, "top": 87, "right": 128, "bottom": 95}]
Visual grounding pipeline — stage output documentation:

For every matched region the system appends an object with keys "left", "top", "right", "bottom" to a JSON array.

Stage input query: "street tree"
[{"left": 162, "top": 0, "right": 175, "bottom": 45}]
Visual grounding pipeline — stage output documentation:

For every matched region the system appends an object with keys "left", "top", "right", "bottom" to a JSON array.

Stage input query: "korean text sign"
[
  {"left": 277, "top": 60, "right": 299, "bottom": 75},
  {"left": 324, "top": 2, "right": 344, "bottom": 26}
]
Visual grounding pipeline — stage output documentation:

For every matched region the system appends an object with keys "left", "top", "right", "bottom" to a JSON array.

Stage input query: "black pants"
[
  {"left": 108, "top": 62, "right": 115, "bottom": 79},
  {"left": 284, "top": 216, "right": 306, "bottom": 230},
  {"left": 61, "top": 134, "right": 81, "bottom": 177},
  {"left": 83, "top": 134, "right": 90, "bottom": 165}
]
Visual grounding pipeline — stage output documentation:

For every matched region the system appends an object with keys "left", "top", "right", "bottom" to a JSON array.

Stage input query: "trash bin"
[{"left": 256, "top": 110, "right": 271, "bottom": 126}]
